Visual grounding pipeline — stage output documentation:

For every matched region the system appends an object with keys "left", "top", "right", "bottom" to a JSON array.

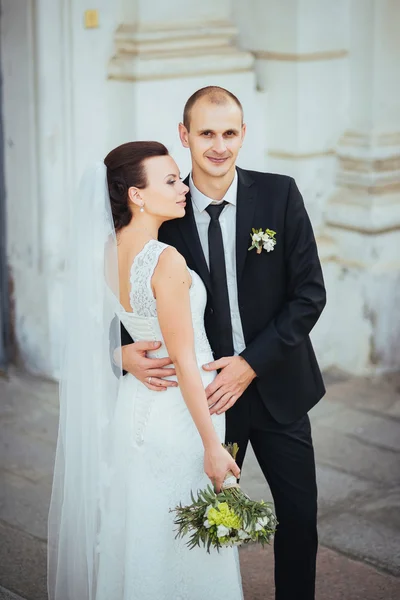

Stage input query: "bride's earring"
[{"left": 140, "top": 201, "right": 145, "bottom": 213}]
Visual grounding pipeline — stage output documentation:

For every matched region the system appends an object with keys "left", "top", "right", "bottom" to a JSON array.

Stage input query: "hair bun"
[{"left": 109, "top": 177, "right": 128, "bottom": 203}]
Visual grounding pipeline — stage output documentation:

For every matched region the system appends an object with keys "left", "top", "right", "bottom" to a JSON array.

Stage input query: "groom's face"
[{"left": 179, "top": 99, "right": 245, "bottom": 179}]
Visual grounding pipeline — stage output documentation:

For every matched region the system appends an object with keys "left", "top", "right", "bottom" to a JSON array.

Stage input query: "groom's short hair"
[{"left": 183, "top": 86, "right": 243, "bottom": 131}]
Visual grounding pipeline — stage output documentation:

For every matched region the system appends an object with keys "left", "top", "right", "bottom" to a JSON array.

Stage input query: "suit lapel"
[
  {"left": 175, "top": 182, "right": 212, "bottom": 294},
  {"left": 236, "top": 168, "right": 257, "bottom": 283}
]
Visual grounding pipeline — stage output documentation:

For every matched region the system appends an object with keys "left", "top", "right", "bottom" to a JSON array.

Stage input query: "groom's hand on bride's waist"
[
  {"left": 121, "top": 341, "right": 178, "bottom": 392},
  {"left": 203, "top": 356, "right": 256, "bottom": 415}
]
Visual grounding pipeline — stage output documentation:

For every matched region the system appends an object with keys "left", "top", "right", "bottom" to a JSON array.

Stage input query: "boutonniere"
[{"left": 248, "top": 228, "right": 277, "bottom": 254}]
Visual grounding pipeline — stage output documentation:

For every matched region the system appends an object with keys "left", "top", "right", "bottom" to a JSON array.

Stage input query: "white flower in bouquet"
[
  {"left": 217, "top": 525, "right": 230, "bottom": 538},
  {"left": 251, "top": 514, "right": 273, "bottom": 535},
  {"left": 205, "top": 505, "right": 214, "bottom": 517},
  {"left": 204, "top": 504, "right": 215, "bottom": 528}
]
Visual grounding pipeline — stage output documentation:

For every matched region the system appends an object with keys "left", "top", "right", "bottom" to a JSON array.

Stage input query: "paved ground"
[{"left": 0, "top": 367, "right": 399, "bottom": 599}]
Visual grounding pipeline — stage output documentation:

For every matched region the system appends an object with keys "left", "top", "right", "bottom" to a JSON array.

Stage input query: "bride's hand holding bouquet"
[{"left": 204, "top": 442, "right": 241, "bottom": 493}]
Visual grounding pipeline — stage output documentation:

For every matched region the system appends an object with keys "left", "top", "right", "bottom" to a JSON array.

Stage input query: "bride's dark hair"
[{"left": 104, "top": 141, "right": 169, "bottom": 232}]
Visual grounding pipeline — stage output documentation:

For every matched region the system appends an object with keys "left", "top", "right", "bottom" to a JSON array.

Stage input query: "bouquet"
[{"left": 171, "top": 444, "right": 277, "bottom": 552}]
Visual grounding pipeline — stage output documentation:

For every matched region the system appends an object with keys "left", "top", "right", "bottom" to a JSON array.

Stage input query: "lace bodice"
[
  {"left": 129, "top": 239, "right": 169, "bottom": 317},
  {"left": 118, "top": 239, "right": 213, "bottom": 363}
]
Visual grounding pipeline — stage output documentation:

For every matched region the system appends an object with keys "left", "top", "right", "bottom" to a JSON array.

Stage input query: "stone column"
[
  {"left": 324, "top": 0, "right": 400, "bottom": 373},
  {"left": 233, "top": 0, "right": 349, "bottom": 230},
  {"left": 107, "top": 0, "right": 265, "bottom": 175},
  {"left": 233, "top": 0, "right": 349, "bottom": 370}
]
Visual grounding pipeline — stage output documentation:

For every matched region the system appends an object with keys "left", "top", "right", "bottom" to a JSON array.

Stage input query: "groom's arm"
[
  {"left": 109, "top": 315, "right": 178, "bottom": 388},
  {"left": 109, "top": 316, "right": 133, "bottom": 377},
  {"left": 239, "top": 177, "right": 326, "bottom": 379}
]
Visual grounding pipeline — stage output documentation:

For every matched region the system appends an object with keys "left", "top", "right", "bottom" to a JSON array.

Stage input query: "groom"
[{"left": 118, "top": 86, "right": 326, "bottom": 599}]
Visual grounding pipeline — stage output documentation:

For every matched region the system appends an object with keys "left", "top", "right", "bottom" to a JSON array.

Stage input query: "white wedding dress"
[{"left": 95, "top": 239, "right": 243, "bottom": 600}]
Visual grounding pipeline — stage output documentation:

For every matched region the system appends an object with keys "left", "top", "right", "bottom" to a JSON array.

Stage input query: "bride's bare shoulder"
[
  {"left": 153, "top": 245, "right": 190, "bottom": 285},
  {"left": 158, "top": 245, "right": 187, "bottom": 269}
]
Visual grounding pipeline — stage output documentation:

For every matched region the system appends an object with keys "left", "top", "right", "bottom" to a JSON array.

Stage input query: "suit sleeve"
[
  {"left": 109, "top": 316, "right": 134, "bottom": 378},
  {"left": 240, "top": 178, "right": 326, "bottom": 378}
]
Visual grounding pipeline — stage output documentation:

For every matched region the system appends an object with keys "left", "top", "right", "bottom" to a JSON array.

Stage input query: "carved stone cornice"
[
  {"left": 326, "top": 187, "right": 400, "bottom": 233},
  {"left": 324, "top": 129, "right": 400, "bottom": 234},
  {"left": 340, "top": 131, "right": 400, "bottom": 149},
  {"left": 315, "top": 234, "right": 337, "bottom": 262},
  {"left": 108, "top": 20, "right": 254, "bottom": 81},
  {"left": 268, "top": 149, "right": 335, "bottom": 160},
  {"left": 253, "top": 49, "right": 348, "bottom": 62}
]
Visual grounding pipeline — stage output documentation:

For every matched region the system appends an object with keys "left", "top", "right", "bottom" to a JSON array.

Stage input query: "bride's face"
[{"left": 134, "top": 155, "right": 188, "bottom": 221}]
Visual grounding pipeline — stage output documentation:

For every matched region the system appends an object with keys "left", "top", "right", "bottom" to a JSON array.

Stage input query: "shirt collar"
[{"left": 189, "top": 170, "right": 238, "bottom": 213}]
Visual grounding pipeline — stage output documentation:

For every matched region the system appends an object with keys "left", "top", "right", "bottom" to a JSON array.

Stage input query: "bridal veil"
[{"left": 47, "top": 162, "right": 122, "bottom": 600}]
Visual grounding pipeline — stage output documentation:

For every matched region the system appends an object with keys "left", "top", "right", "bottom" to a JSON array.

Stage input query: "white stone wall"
[
  {"left": 1, "top": 0, "right": 120, "bottom": 376},
  {"left": 2, "top": 0, "right": 399, "bottom": 378}
]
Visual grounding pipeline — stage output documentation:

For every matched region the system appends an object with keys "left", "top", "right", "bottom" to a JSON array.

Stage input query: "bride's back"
[{"left": 116, "top": 238, "right": 212, "bottom": 368}]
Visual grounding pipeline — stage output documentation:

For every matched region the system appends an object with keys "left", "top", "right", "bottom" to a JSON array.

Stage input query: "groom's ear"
[
  {"left": 178, "top": 122, "right": 190, "bottom": 148},
  {"left": 240, "top": 123, "right": 247, "bottom": 147}
]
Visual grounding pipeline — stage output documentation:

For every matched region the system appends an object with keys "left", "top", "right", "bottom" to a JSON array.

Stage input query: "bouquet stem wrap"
[{"left": 222, "top": 472, "right": 240, "bottom": 490}]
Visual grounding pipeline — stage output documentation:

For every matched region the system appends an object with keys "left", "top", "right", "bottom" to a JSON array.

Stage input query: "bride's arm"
[{"left": 153, "top": 247, "right": 240, "bottom": 490}]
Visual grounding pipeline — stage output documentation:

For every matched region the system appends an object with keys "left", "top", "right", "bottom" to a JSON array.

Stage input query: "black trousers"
[{"left": 225, "top": 382, "right": 318, "bottom": 600}]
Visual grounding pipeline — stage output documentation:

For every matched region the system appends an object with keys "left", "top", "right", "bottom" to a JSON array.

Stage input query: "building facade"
[{"left": 1, "top": 0, "right": 399, "bottom": 378}]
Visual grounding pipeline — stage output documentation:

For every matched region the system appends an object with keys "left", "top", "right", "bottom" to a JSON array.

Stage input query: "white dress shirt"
[{"left": 189, "top": 172, "right": 246, "bottom": 355}]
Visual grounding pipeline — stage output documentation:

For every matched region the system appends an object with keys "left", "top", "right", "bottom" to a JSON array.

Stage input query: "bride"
[{"left": 47, "top": 141, "right": 243, "bottom": 599}]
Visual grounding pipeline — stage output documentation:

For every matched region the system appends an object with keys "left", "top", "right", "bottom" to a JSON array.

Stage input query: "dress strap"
[{"left": 129, "top": 240, "right": 170, "bottom": 316}]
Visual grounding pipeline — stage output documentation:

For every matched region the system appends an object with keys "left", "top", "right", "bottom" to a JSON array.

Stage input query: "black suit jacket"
[{"left": 119, "top": 167, "right": 326, "bottom": 424}]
